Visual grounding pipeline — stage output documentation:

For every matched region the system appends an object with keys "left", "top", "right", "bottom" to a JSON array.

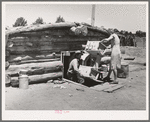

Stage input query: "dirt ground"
[{"left": 5, "top": 47, "right": 147, "bottom": 110}]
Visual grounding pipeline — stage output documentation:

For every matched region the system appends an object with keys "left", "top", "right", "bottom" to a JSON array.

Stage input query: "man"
[
  {"left": 101, "top": 32, "right": 121, "bottom": 84},
  {"left": 67, "top": 50, "right": 83, "bottom": 82}
]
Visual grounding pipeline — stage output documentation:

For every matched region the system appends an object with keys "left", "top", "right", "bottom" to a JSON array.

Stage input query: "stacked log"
[
  {"left": 6, "top": 22, "right": 109, "bottom": 56},
  {"left": 8, "top": 52, "right": 61, "bottom": 64},
  {"left": 6, "top": 61, "right": 63, "bottom": 87},
  {"left": 7, "top": 35, "right": 106, "bottom": 55},
  {"left": 11, "top": 72, "right": 62, "bottom": 87}
]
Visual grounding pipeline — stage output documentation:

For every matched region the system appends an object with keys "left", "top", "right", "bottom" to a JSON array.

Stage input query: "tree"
[
  {"left": 33, "top": 17, "right": 45, "bottom": 25},
  {"left": 55, "top": 15, "right": 65, "bottom": 23},
  {"left": 13, "top": 17, "right": 27, "bottom": 27},
  {"left": 114, "top": 28, "right": 119, "bottom": 32},
  {"left": 136, "top": 30, "right": 146, "bottom": 37},
  {"left": 5, "top": 26, "right": 9, "bottom": 30}
]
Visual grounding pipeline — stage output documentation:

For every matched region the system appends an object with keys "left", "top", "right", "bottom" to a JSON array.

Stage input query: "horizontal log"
[
  {"left": 8, "top": 49, "right": 81, "bottom": 55},
  {"left": 11, "top": 72, "right": 63, "bottom": 87},
  {"left": 9, "top": 56, "right": 60, "bottom": 64},
  {"left": 6, "top": 61, "right": 63, "bottom": 75},
  {"left": 9, "top": 30, "right": 69, "bottom": 37},
  {"left": 9, "top": 53, "right": 61, "bottom": 61},
  {"left": 9, "top": 50, "right": 61, "bottom": 55},
  {"left": 8, "top": 46, "right": 74, "bottom": 53},
  {"left": 17, "top": 58, "right": 60, "bottom": 65},
  {"left": 9, "top": 40, "right": 87, "bottom": 47},
  {"left": 9, "top": 65, "right": 62, "bottom": 77},
  {"left": 8, "top": 37, "right": 29, "bottom": 42}
]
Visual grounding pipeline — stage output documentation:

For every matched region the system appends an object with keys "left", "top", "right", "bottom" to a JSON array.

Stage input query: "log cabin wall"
[{"left": 6, "top": 23, "right": 110, "bottom": 62}]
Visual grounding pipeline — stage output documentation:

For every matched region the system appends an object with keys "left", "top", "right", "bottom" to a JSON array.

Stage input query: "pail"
[
  {"left": 19, "top": 75, "right": 29, "bottom": 89},
  {"left": 19, "top": 70, "right": 29, "bottom": 89},
  {"left": 117, "top": 63, "right": 129, "bottom": 78}
]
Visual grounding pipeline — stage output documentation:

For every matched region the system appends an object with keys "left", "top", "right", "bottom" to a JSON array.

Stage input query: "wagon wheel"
[
  {"left": 78, "top": 77, "right": 85, "bottom": 84},
  {"left": 98, "top": 64, "right": 110, "bottom": 81}
]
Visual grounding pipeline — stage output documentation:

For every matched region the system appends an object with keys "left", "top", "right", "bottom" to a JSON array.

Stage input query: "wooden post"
[{"left": 91, "top": 5, "right": 96, "bottom": 26}]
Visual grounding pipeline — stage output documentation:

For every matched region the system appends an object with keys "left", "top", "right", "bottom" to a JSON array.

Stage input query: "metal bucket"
[
  {"left": 19, "top": 70, "right": 29, "bottom": 89},
  {"left": 19, "top": 75, "right": 29, "bottom": 89},
  {"left": 117, "top": 63, "right": 129, "bottom": 78}
]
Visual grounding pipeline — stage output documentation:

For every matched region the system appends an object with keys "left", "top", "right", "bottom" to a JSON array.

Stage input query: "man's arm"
[
  {"left": 72, "top": 59, "right": 80, "bottom": 73},
  {"left": 72, "top": 59, "right": 83, "bottom": 77}
]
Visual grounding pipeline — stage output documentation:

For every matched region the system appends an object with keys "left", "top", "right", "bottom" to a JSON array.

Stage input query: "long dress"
[{"left": 110, "top": 34, "right": 121, "bottom": 69}]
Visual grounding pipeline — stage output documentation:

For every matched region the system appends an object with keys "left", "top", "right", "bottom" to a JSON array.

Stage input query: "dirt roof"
[{"left": 6, "top": 22, "right": 110, "bottom": 37}]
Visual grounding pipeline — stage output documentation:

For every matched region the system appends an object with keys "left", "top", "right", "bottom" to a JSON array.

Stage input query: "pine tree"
[
  {"left": 55, "top": 15, "right": 65, "bottom": 23},
  {"left": 33, "top": 17, "right": 44, "bottom": 25},
  {"left": 13, "top": 17, "right": 27, "bottom": 27}
]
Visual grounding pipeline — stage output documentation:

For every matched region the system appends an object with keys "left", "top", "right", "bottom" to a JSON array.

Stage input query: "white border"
[
  {"left": 2, "top": 1, "right": 148, "bottom": 4},
  {"left": 2, "top": 1, "right": 149, "bottom": 120}
]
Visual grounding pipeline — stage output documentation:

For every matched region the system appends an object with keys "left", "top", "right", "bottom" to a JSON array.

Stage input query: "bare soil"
[{"left": 5, "top": 47, "right": 147, "bottom": 110}]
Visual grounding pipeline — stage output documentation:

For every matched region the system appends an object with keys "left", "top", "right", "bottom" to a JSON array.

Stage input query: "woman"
[{"left": 102, "top": 32, "right": 121, "bottom": 84}]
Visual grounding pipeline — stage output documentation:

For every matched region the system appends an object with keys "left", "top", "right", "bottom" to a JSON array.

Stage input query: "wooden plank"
[
  {"left": 90, "top": 83, "right": 118, "bottom": 91},
  {"left": 124, "top": 57, "right": 135, "bottom": 60},
  {"left": 103, "top": 84, "right": 125, "bottom": 93},
  {"left": 62, "top": 78, "right": 89, "bottom": 88}
]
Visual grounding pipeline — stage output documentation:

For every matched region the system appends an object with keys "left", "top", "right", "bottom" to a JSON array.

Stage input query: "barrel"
[
  {"left": 117, "top": 63, "right": 129, "bottom": 78},
  {"left": 19, "top": 70, "right": 29, "bottom": 89}
]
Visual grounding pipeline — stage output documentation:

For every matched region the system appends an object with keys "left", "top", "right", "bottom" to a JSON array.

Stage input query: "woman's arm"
[
  {"left": 101, "top": 34, "right": 114, "bottom": 43},
  {"left": 106, "top": 44, "right": 111, "bottom": 49}
]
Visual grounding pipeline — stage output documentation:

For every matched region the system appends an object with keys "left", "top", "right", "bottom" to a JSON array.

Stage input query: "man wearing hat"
[{"left": 67, "top": 50, "right": 83, "bottom": 82}]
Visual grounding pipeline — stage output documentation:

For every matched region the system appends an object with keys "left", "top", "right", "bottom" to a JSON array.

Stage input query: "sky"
[{"left": 4, "top": 2, "right": 147, "bottom": 33}]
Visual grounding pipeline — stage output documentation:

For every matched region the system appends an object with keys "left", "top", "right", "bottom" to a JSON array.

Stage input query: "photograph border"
[{"left": 1, "top": 0, "right": 149, "bottom": 121}]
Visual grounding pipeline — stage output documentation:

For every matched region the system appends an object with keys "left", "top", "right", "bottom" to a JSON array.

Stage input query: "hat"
[{"left": 75, "top": 50, "right": 82, "bottom": 54}]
